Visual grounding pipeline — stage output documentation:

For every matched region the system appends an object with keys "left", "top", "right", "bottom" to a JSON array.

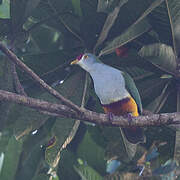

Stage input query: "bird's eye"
[{"left": 84, "top": 55, "right": 88, "bottom": 59}]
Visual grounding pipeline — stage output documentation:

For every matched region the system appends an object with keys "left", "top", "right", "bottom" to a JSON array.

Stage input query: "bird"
[{"left": 71, "top": 53, "right": 145, "bottom": 144}]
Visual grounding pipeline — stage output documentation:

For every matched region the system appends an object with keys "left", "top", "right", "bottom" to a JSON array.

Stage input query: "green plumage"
[{"left": 122, "top": 72, "right": 142, "bottom": 114}]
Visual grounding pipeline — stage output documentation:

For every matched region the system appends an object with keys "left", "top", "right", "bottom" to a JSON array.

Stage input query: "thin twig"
[
  {"left": 47, "top": 0, "right": 84, "bottom": 45},
  {"left": 0, "top": 42, "right": 82, "bottom": 113},
  {"left": 81, "top": 72, "right": 89, "bottom": 108},
  {"left": 11, "top": 63, "right": 27, "bottom": 96},
  {"left": 10, "top": 59, "right": 60, "bottom": 117},
  {"left": 27, "top": 11, "right": 75, "bottom": 33}
]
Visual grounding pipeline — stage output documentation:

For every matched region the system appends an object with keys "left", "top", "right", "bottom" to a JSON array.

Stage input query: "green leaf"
[
  {"left": 97, "top": 0, "right": 121, "bottom": 13},
  {"left": 147, "top": 0, "right": 180, "bottom": 56},
  {"left": 74, "top": 164, "right": 104, "bottom": 180},
  {"left": 32, "top": 174, "right": 49, "bottom": 180},
  {"left": 77, "top": 131, "right": 106, "bottom": 175},
  {"left": 99, "top": 19, "right": 151, "bottom": 56},
  {"left": 94, "top": 0, "right": 128, "bottom": 51},
  {"left": 57, "top": 150, "right": 80, "bottom": 180},
  {"left": 71, "top": 0, "right": 82, "bottom": 17},
  {"left": 45, "top": 70, "right": 87, "bottom": 167},
  {"left": 136, "top": 75, "right": 170, "bottom": 107},
  {"left": 99, "top": 0, "right": 165, "bottom": 56},
  {"left": 0, "top": 56, "right": 14, "bottom": 131},
  {"left": 24, "top": 0, "right": 41, "bottom": 19},
  {"left": 15, "top": 118, "right": 55, "bottom": 180},
  {"left": 20, "top": 50, "right": 69, "bottom": 78},
  {"left": 145, "top": 81, "right": 171, "bottom": 113},
  {"left": 10, "top": 0, "right": 40, "bottom": 31},
  {"left": 174, "top": 89, "right": 180, "bottom": 165},
  {"left": 0, "top": 136, "right": 22, "bottom": 180},
  {"left": 138, "top": 43, "right": 177, "bottom": 74},
  {"left": 0, "top": 0, "right": 10, "bottom": 18}
]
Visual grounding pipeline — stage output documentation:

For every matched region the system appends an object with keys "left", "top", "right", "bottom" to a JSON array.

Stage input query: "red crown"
[{"left": 77, "top": 54, "right": 83, "bottom": 60}]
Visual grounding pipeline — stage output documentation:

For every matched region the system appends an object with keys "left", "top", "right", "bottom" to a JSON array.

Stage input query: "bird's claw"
[
  {"left": 123, "top": 113, "right": 133, "bottom": 125},
  {"left": 107, "top": 112, "right": 114, "bottom": 122}
]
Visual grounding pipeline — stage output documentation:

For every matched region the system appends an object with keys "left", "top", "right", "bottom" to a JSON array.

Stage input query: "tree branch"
[
  {"left": 0, "top": 42, "right": 81, "bottom": 113},
  {"left": 0, "top": 89, "right": 179, "bottom": 127}
]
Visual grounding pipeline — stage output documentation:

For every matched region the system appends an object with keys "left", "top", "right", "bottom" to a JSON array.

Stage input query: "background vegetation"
[{"left": 0, "top": 0, "right": 180, "bottom": 179}]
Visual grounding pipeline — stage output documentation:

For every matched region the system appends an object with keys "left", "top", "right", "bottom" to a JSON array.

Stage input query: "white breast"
[{"left": 89, "top": 63, "right": 130, "bottom": 104}]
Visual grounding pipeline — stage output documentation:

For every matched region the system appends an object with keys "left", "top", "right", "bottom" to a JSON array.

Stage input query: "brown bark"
[
  {"left": 0, "top": 89, "right": 179, "bottom": 127},
  {"left": 0, "top": 42, "right": 81, "bottom": 113}
]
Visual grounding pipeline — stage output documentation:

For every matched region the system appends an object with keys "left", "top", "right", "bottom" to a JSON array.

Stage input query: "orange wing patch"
[{"left": 102, "top": 97, "right": 139, "bottom": 117}]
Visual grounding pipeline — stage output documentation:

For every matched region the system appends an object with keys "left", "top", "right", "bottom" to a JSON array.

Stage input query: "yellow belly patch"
[{"left": 102, "top": 97, "right": 139, "bottom": 117}]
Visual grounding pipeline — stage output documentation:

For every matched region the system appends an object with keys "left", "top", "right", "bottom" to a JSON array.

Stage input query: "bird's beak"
[{"left": 70, "top": 59, "right": 79, "bottom": 65}]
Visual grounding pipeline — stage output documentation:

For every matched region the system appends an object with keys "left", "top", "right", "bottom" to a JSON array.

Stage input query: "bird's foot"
[
  {"left": 123, "top": 113, "right": 133, "bottom": 125},
  {"left": 107, "top": 112, "right": 114, "bottom": 122}
]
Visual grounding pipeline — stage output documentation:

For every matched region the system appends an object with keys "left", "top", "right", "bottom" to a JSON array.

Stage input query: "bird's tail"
[{"left": 122, "top": 127, "right": 145, "bottom": 144}]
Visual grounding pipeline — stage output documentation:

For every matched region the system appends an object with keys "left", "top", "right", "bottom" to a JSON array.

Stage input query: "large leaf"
[
  {"left": 97, "top": 0, "right": 123, "bottom": 13},
  {"left": 145, "top": 81, "right": 172, "bottom": 113},
  {"left": 77, "top": 131, "right": 106, "bottom": 175},
  {"left": 71, "top": 0, "right": 82, "bottom": 17},
  {"left": 45, "top": 70, "right": 87, "bottom": 167},
  {"left": 10, "top": 0, "right": 40, "bottom": 32},
  {"left": 174, "top": 90, "right": 180, "bottom": 165},
  {"left": 147, "top": 0, "right": 180, "bottom": 56},
  {"left": 136, "top": 75, "right": 170, "bottom": 107},
  {"left": 20, "top": 50, "right": 69, "bottom": 79},
  {"left": 138, "top": 43, "right": 177, "bottom": 74},
  {"left": 74, "top": 163, "right": 104, "bottom": 180},
  {"left": 13, "top": 69, "right": 85, "bottom": 137},
  {"left": 99, "top": 0, "right": 165, "bottom": 56},
  {"left": 0, "top": 136, "right": 22, "bottom": 180},
  {"left": 94, "top": 0, "right": 128, "bottom": 51},
  {"left": 99, "top": 19, "right": 151, "bottom": 56},
  {"left": 0, "top": 19, "right": 11, "bottom": 37},
  {"left": 0, "top": 0, "right": 10, "bottom": 19},
  {"left": 32, "top": 174, "right": 49, "bottom": 180},
  {"left": 0, "top": 56, "right": 14, "bottom": 131},
  {"left": 15, "top": 118, "right": 55, "bottom": 180},
  {"left": 57, "top": 149, "right": 80, "bottom": 180}
]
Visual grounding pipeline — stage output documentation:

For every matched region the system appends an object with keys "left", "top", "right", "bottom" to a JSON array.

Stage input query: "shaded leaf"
[
  {"left": 0, "top": 136, "right": 22, "bottom": 180},
  {"left": 148, "top": 0, "right": 180, "bottom": 56},
  {"left": 24, "top": 0, "right": 41, "bottom": 19},
  {"left": 139, "top": 43, "right": 177, "bottom": 74},
  {"left": 97, "top": 0, "right": 121, "bottom": 13},
  {"left": 80, "top": 12, "right": 106, "bottom": 50},
  {"left": 174, "top": 90, "right": 180, "bottom": 165},
  {"left": 72, "top": 0, "right": 82, "bottom": 17},
  {"left": 45, "top": 70, "right": 86, "bottom": 167},
  {"left": 15, "top": 118, "right": 55, "bottom": 180},
  {"left": 0, "top": 0, "right": 10, "bottom": 18},
  {"left": 152, "top": 159, "right": 177, "bottom": 175},
  {"left": 94, "top": 0, "right": 128, "bottom": 51},
  {"left": 0, "top": 56, "right": 14, "bottom": 131},
  {"left": 145, "top": 81, "right": 171, "bottom": 113},
  {"left": 77, "top": 131, "right": 106, "bottom": 175},
  {"left": 74, "top": 163, "right": 104, "bottom": 180},
  {"left": 20, "top": 50, "right": 69, "bottom": 79},
  {"left": 136, "top": 76, "right": 169, "bottom": 107},
  {"left": 32, "top": 174, "right": 49, "bottom": 180},
  {"left": 57, "top": 149, "right": 80, "bottom": 180},
  {"left": 10, "top": 0, "right": 40, "bottom": 31},
  {"left": 0, "top": 19, "right": 11, "bottom": 37},
  {"left": 99, "top": 19, "right": 151, "bottom": 56},
  {"left": 13, "top": 69, "right": 85, "bottom": 137},
  {"left": 99, "top": 0, "right": 165, "bottom": 56}
]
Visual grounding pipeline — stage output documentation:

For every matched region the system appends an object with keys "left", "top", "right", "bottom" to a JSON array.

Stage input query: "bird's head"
[{"left": 70, "top": 53, "right": 99, "bottom": 72}]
